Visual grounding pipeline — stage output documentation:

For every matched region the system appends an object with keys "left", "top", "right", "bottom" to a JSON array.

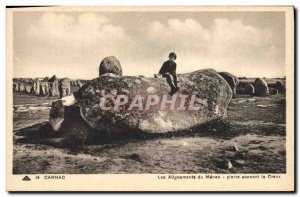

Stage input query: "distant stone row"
[
  {"left": 236, "top": 78, "right": 286, "bottom": 96},
  {"left": 217, "top": 72, "right": 285, "bottom": 97},
  {"left": 13, "top": 75, "right": 89, "bottom": 98}
]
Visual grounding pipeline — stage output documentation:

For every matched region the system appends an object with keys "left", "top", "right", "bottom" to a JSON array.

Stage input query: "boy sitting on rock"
[{"left": 156, "top": 52, "right": 180, "bottom": 96}]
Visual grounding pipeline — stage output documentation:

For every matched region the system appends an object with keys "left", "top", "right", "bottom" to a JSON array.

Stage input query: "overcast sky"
[{"left": 13, "top": 11, "right": 285, "bottom": 79}]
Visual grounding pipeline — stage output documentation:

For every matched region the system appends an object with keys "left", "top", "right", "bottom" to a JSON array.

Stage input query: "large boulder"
[
  {"left": 61, "top": 68, "right": 232, "bottom": 135},
  {"left": 268, "top": 81, "right": 285, "bottom": 94},
  {"left": 269, "top": 88, "right": 279, "bottom": 95},
  {"left": 49, "top": 96, "right": 93, "bottom": 146},
  {"left": 99, "top": 56, "right": 123, "bottom": 77},
  {"left": 244, "top": 84, "right": 255, "bottom": 96},
  {"left": 49, "top": 100, "right": 65, "bottom": 131},
  {"left": 254, "top": 78, "right": 269, "bottom": 97},
  {"left": 276, "top": 81, "right": 285, "bottom": 93},
  {"left": 218, "top": 72, "right": 239, "bottom": 94}
]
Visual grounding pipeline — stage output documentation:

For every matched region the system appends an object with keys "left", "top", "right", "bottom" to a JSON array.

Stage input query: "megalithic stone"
[
  {"left": 53, "top": 79, "right": 60, "bottom": 96},
  {"left": 49, "top": 69, "right": 232, "bottom": 135},
  {"left": 33, "top": 80, "right": 37, "bottom": 94},
  {"left": 13, "top": 83, "right": 19, "bottom": 92},
  {"left": 49, "top": 95, "right": 78, "bottom": 131},
  {"left": 99, "top": 56, "right": 123, "bottom": 77},
  {"left": 244, "top": 84, "right": 255, "bottom": 96},
  {"left": 40, "top": 82, "right": 47, "bottom": 96},
  {"left": 27, "top": 84, "right": 33, "bottom": 94},
  {"left": 45, "top": 82, "right": 50, "bottom": 96},
  {"left": 35, "top": 80, "right": 41, "bottom": 95},
  {"left": 49, "top": 80, "right": 59, "bottom": 96},
  {"left": 76, "top": 69, "right": 232, "bottom": 133},
  {"left": 19, "top": 83, "right": 25, "bottom": 92},
  {"left": 23, "top": 82, "right": 29, "bottom": 94},
  {"left": 59, "top": 78, "right": 71, "bottom": 98},
  {"left": 254, "top": 78, "right": 269, "bottom": 97},
  {"left": 218, "top": 72, "right": 239, "bottom": 95},
  {"left": 268, "top": 81, "right": 285, "bottom": 94}
]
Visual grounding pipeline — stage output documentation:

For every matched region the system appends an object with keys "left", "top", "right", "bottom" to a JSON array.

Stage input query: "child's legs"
[
  {"left": 172, "top": 74, "right": 178, "bottom": 87},
  {"left": 162, "top": 74, "right": 175, "bottom": 89}
]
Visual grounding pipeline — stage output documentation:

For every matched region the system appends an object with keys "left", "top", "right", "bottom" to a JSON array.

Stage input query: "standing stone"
[
  {"left": 244, "top": 84, "right": 255, "bottom": 96},
  {"left": 53, "top": 79, "right": 60, "bottom": 96},
  {"left": 40, "top": 83, "right": 45, "bottom": 96},
  {"left": 49, "top": 82, "right": 54, "bottom": 96},
  {"left": 13, "top": 83, "right": 19, "bottom": 92},
  {"left": 16, "top": 83, "right": 20, "bottom": 92},
  {"left": 59, "top": 78, "right": 71, "bottom": 98},
  {"left": 45, "top": 82, "right": 50, "bottom": 96},
  {"left": 48, "top": 75, "right": 59, "bottom": 97},
  {"left": 49, "top": 80, "right": 59, "bottom": 96},
  {"left": 35, "top": 80, "right": 41, "bottom": 95},
  {"left": 40, "top": 81, "right": 49, "bottom": 96},
  {"left": 33, "top": 80, "right": 37, "bottom": 94},
  {"left": 275, "top": 81, "right": 285, "bottom": 93},
  {"left": 49, "top": 99, "right": 93, "bottom": 145},
  {"left": 218, "top": 72, "right": 239, "bottom": 95},
  {"left": 24, "top": 83, "right": 34, "bottom": 94},
  {"left": 254, "top": 78, "right": 269, "bottom": 97},
  {"left": 99, "top": 56, "right": 123, "bottom": 77},
  {"left": 268, "top": 81, "right": 285, "bottom": 94},
  {"left": 19, "top": 83, "right": 25, "bottom": 92},
  {"left": 40, "top": 82, "right": 50, "bottom": 96},
  {"left": 269, "top": 88, "right": 279, "bottom": 95}
]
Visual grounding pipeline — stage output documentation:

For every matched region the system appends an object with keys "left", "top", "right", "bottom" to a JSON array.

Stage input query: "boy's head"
[{"left": 168, "top": 52, "right": 177, "bottom": 61}]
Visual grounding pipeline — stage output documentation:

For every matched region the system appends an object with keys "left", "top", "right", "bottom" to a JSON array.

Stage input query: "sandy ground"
[{"left": 12, "top": 93, "right": 286, "bottom": 174}]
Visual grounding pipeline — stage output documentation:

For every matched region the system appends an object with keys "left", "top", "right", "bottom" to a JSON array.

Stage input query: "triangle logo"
[{"left": 22, "top": 176, "right": 31, "bottom": 181}]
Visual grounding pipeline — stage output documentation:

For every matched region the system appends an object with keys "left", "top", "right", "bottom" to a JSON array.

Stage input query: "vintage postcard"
[{"left": 6, "top": 6, "right": 294, "bottom": 191}]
